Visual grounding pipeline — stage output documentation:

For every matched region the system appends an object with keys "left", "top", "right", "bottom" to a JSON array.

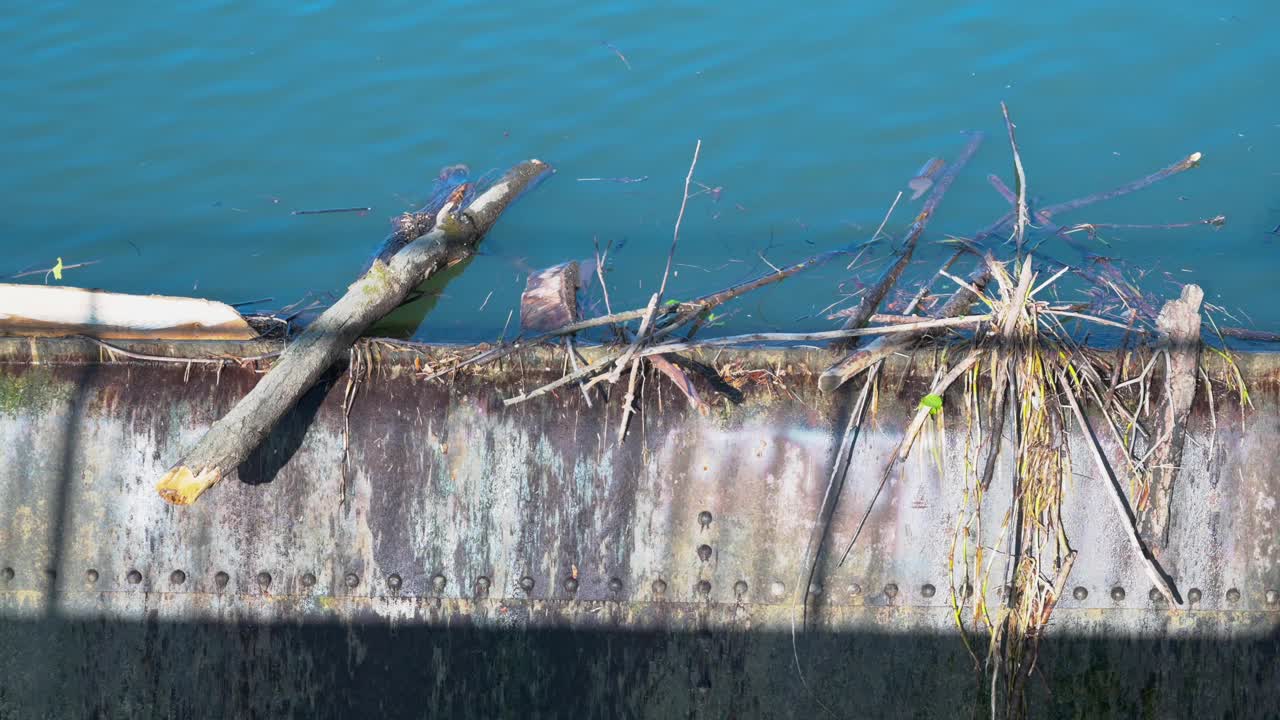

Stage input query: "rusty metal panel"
[{"left": 0, "top": 338, "right": 1277, "bottom": 718}]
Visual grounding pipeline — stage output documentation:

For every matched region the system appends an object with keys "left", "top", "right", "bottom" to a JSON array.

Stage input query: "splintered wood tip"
[{"left": 155, "top": 465, "right": 221, "bottom": 506}]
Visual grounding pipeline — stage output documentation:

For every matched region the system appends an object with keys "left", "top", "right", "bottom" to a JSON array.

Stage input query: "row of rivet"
[{"left": 4, "top": 566, "right": 1278, "bottom": 607}]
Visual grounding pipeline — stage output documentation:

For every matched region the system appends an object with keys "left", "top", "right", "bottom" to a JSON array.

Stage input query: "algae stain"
[{"left": 0, "top": 367, "right": 75, "bottom": 415}]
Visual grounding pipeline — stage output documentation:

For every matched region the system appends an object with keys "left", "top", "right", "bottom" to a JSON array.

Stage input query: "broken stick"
[{"left": 155, "top": 159, "right": 552, "bottom": 505}]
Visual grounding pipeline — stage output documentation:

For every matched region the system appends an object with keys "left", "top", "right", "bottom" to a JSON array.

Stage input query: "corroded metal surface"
[{"left": 0, "top": 337, "right": 1277, "bottom": 718}]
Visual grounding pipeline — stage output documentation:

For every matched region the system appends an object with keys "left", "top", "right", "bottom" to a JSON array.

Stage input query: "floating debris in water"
[
  {"left": 908, "top": 157, "right": 945, "bottom": 200},
  {"left": 292, "top": 207, "right": 372, "bottom": 216}
]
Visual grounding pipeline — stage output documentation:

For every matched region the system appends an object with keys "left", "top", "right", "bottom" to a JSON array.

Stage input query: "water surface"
[{"left": 2, "top": 2, "right": 1277, "bottom": 340}]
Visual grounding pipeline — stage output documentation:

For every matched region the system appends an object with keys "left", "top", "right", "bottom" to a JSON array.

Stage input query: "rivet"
[
  {"left": 431, "top": 574, "right": 447, "bottom": 593},
  {"left": 1226, "top": 587, "right": 1241, "bottom": 604},
  {"left": 884, "top": 583, "right": 899, "bottom": 599},
  {"left": 214, "top": 571, "right": 229, "bottom": 590},
  {"left": 608, "top": 577, "right": 623, "bottom": 593},
  {"left": 300, "top": 573, "right": 317, "bottom": 588},
  {"left": 733, "top": 580, "right": 748, "bottom": 596},
  {"left": 387, "top": 574, "right": 402, "bottom": 591},
  {"left": 1187, "top": 587, "right": 1202, "bottom": 604},
  {"left": 651, "top": 579, "right": 668, "bottom": 595},
  {"left": 1265, "top": 589, "right": 1279, "bottom": 606},
  {"left": 697, "top": 510, "right": 713, "bottom": 528},
  {"left": 961, "top": 583, "right": 974, "bottom": 599},
  {"left": 2, "top": 567, "right": 14, "bottom": 581},
  {"left": 848, "top": 583, "right": 862, "bottom": 596},
  {"left": 770, "top": 581, "right": 786, "bottom": 598},
  {"left": 697, "top": 544, "right": 713, "bottom": 562},
  {"left": 563, "top": 577, "right": 579, "bottom": 594},
  {"left": 1149, "top": 587, "right": 1164, "bottom": 603},
  {"left": 1110, "top": 586, "right": 1125, "bottom": 602},
  {"left": 257, "top": 572, "right": 272, "bottom": 590},
  {"left": 921, "top": 583, "right": 936, "bottom": 598},
  {"left": 696, "top": 580, "right": 712, "bottom": 596},
  {"left": 519, "top": 576, "right": 535, "bottom": 592},
  {"left": 808, "top": 583, "right": 823, "bottom": 596},
  {"left": 475, "top": 576, "right": 491, "bottom": 596},
  {"left": 126, "top": 570, "right": 143, "bottom": 585},
  {"left": 344, "top": 572, "right": 360, "bottom": 589},
  {"left": 170, "top": 570, "right": 186, "bottom": 586},
  {"left": 1073, "top": 586, "right": 1088, "bottom": 601},
  {"left": 85, "top": 569, "right": 99, "bottom": 584}
]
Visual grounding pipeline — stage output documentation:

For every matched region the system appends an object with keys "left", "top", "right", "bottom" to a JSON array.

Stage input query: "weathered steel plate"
[{"left": 0, "top": 338, "right": 1277, "bottom": 718}]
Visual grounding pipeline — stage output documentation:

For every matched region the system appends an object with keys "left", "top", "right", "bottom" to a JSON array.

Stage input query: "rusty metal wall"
[{"left": 0, "top": 338, "right": 1277, "bottom": 719}]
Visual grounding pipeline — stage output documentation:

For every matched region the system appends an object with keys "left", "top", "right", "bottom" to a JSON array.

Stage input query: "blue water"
[{"left": 3, "top": 2, "right": 1278, "bottom": 340}]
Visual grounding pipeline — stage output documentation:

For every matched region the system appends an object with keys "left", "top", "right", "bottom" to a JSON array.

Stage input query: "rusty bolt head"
[
  {"left": 563, "top": 577, "right": 579, "bottom": 594},
  {"left": 847, "top": 583, "right": 862, "bottom": 597},
  {"left": 651, "top": 579, "right": 668, "bottom": 595},
  {"left": 884, "top": 583, "right": 899, "bottom": 599},
  {"left": 431, "top": 574, "right": 447, "bottom": 593},
  {"left": 126, "top": 570, "right": 143, "bottom": 585},
  {"left": 85, "top": 569, "right": 99, "bottom": 584},
  {"left": 697, "top": 510, "right": 713, "bottom": 528},
  {"left": 696, "top": 580, "right": 712, "bottom": 597},
  {"left": 519, "top": 576, "right": 535, "bottom": 592},
  {"left": 1149, "top": 587, "right": 1165, "bottom": 603},
  {"left": 387, "top": 574, "right": 402, "bottom": 591},
  {"left": 301, "top": 573, "right": 317, "bottom": 588},
  {"left": 1188, "top": 587, "right": 1202, "bottom": 604},
  {"left": 770, "top": 581, "right": 786, "bottom": 598},
  {"left": 1073, "top": 586, "right": 1088, "bottom": 601},
  {"left": 608, "top": 577, "right": 623, "bottom": 593},
  {"left": 344, "top": 573, "right": 360, "bottom": 589},
  {"left": 697, "top": 544, "right": 713, "bottom": 562},
  {"left": 0, "top": 567, "right": 12, "bottom": 582},
  {"left": 921, "top": 583, "right": 936, "bottom": 598},
  {"left": 1265, "top": 589, "right": 1279, "bottom": 606},
  {"left": 1226, "top": 588, "right": 1241, "bottom": 604},
  {"left": 214, "top": 571, "right": 229, "bottom": 590},
  {"left": 1110, "top": 586, "right": 1125, "bottom": 602},
  {"left": 733, "top": 580, "right": 748, "bottom": 596},
  {"left": 258, "top": 572, "right": 272, "bottom": 590},
  {"left": 170, "top": 570, "right": 186, "bottom": 586}
]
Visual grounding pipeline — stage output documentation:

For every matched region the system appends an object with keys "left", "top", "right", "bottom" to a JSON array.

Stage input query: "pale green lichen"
[{"left": 0, "top": 367, "right": 75, "bottom": 415}]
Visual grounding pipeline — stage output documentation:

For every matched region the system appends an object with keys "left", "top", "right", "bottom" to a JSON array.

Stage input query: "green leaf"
[
  {"left": 664, "top": 299, "right": 680, "bottom": 307},
  {"left": 919, "top": 393, "right": 943, "bottom": 415}
]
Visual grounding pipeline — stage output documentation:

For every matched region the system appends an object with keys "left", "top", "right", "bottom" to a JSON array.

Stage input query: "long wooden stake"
[
  {"left": 1058, "top": 370, "right": 1180, "bottom": 605},
  {"left": 155, "top": 159, "right": 553, "bottom": 505}
]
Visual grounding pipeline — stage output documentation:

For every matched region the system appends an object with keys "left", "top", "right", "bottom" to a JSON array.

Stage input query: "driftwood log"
[{"left": 156, "top": 159, "right": 552, "bottom": 505}]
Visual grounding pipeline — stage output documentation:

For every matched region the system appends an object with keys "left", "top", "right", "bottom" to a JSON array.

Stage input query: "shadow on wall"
[{"left": 0, "top": 617, "right": 1275, "bottom": 719}]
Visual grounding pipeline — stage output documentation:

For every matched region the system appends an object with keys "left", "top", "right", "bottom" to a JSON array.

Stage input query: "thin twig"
[{"left": 659, "top": 139, "right": 702, "bottom": 300}]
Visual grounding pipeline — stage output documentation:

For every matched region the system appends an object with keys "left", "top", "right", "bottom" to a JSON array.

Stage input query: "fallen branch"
[
  {"left": 155, "top": 159, "right": 552, "bottom": 505},
  {"left": 819, "top": 264, "right": 994, "bottom": 393},
  {"left": 833, "top": 133, "right": 985, "bottom": 345}
]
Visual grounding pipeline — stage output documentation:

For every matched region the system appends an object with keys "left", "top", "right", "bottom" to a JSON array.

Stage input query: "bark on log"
[
  {"left": 155, "top": 159, "right": 552, "bottom": 505},
  {"left": 520, "top": 262, "right": 580, "bottom": 333},
  {"left": 1140, "top": 283, "right": 1203, "bottom": 548}
]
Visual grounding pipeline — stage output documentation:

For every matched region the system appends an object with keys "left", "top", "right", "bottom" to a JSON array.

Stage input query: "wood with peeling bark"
[
  {"left": 520, "top": 262, "right": 580, "bottom": 333},
  {"left": 1141, "top": 283, "right": 1203, "bottom": 549},
  {"left": 155, "top": 159, "right": 552, "bottom": 505}
]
